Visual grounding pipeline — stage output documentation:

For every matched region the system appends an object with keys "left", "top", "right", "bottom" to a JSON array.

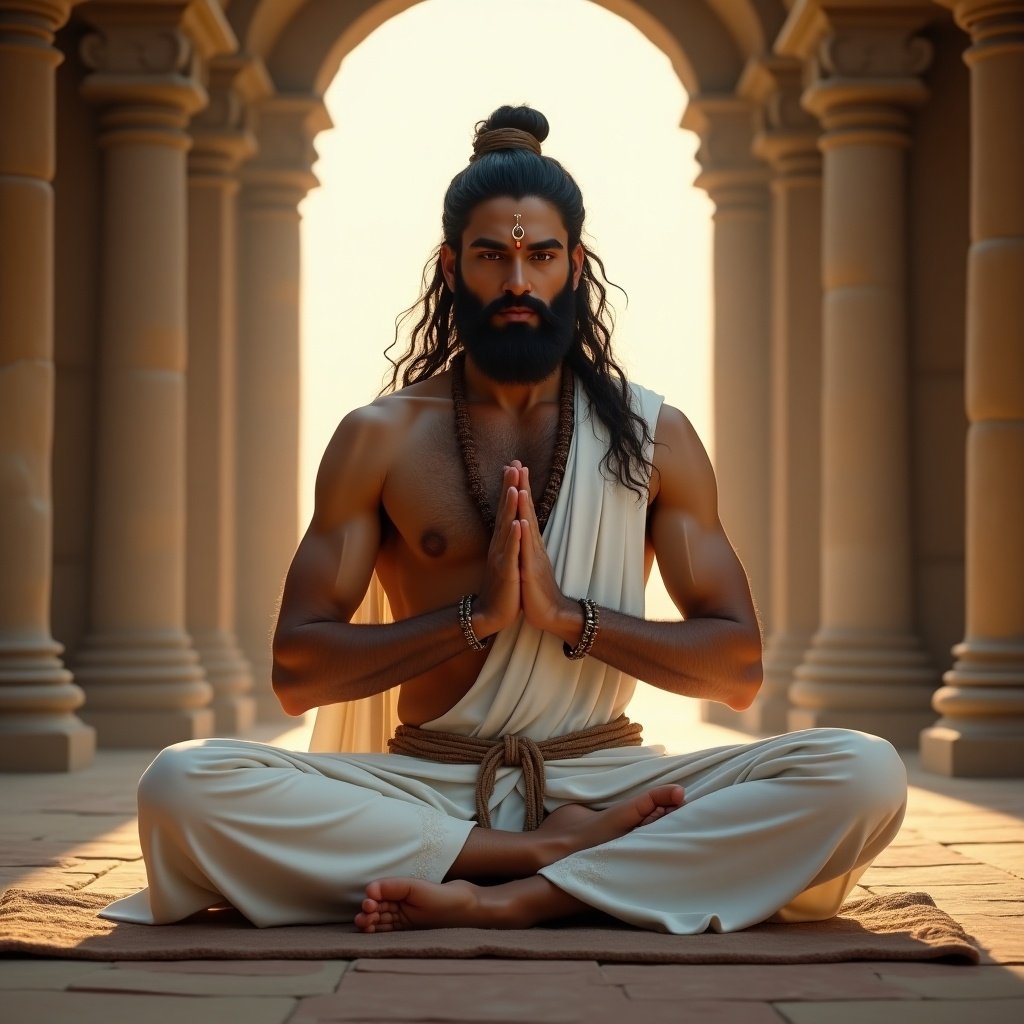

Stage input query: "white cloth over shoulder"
[{"left": 310, "top": 378, "right": 663, "bottom": 751}]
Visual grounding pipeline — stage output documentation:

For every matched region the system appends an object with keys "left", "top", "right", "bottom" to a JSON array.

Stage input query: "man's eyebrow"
[{"left": 468, "top": 237, "right": 565, "bottom": 251}]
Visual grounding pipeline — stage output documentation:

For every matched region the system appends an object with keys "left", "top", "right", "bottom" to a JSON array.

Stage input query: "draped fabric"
[{"left": 98, "top": 379, "right": 907, "bottom": 933}]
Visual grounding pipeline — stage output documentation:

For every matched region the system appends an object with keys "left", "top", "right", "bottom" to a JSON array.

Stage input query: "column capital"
[
  {"left": 944, "top": 0, "right": 1024, "bottom": 66},
  {"left": 78, "top": 0, "right": 237, "bottom": 129},
  {"left": 189, "top": 55, "right": 271, "bottom": 180},
  {"left": 740, "top": 56, "right": 822, "bottom": 182},
  {"left": 778, "top": 0, "right": 935, "bottom": 139},
  {"left": 0, "top": 0, "right": 74, "bottom": 36},
  {"left": 240, "top": 93, "right": 331, "bottom": 212},
  {"left": 682, "top": 94, "right": 770, "bottom": 214}
]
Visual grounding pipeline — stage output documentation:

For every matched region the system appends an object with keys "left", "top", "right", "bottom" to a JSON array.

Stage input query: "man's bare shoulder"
[
  {"left": 650, "top": 402, "right": 717, "bottom": 518},
  {"left": 313, "top": 374, "right": 452, "bottom": 524}
]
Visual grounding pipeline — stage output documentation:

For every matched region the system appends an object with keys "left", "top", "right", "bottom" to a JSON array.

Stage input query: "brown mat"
[{"left": 0, "top": 888, "right": 978, "bottom": 964}]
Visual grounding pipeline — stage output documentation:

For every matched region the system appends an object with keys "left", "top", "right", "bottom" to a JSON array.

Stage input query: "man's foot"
[
  {"left": 354, "top": 876, "right": 583, "bottom": 933},
  {"left": 534, "top": 783, "right": 684, "bottom": 866}
]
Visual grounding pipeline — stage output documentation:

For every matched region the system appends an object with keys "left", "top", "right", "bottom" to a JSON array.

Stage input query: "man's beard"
[{"left": 453, "top": 265, "right": 577, "bottom": 384}]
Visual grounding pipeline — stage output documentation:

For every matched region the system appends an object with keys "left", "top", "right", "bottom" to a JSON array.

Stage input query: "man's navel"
[{"left": 420, "top": 529, "right": 448, "bottom": 558}]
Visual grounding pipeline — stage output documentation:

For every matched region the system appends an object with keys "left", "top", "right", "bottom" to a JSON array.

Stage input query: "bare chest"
[{"left": 380, "top": 405, "right": 561, "bottom": 569}]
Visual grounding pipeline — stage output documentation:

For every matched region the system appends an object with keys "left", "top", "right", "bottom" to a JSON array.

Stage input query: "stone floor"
[{"left": 1, "top": 691, "right": 1023, "bottom": 1023}]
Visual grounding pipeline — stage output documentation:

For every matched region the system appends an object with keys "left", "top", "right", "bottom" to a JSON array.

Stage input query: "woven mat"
[{"left": 0, "top": 888, "right": 979, "bottom": 963}]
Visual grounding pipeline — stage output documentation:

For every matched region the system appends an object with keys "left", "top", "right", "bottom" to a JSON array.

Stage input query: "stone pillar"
[
  {"left": 684, "top": 95, "right": 773, "bottom": 617},
  {"left": 921, "top": 0, "right": 1024, "bottom": 776},
  {"left": 186, "top": 57, "right": 264, "bottom": 734},
  {"left": 745, "top": 59, "right": 824, "bottom": 735},
  {"left": 781, "top": 5, "right": 940, "bottom": 746},
  {"left": 683, "top": 96, "right": 772, "bottom": 729},
  {"left": 236, "top": 95, "right": 327, "bottom": 720},
  {"left": 73, "top": 1, "right": 234, "bottom": 747},
  {"left": 0, "top": 0, "right": 95, "bottom": 771}
]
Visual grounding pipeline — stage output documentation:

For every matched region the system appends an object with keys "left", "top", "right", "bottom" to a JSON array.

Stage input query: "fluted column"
[
  {"left": 921, "top": 0, "right": 1024, "bottom": 776},
  {"left": 0, "top": 0, "right": 95, "bottom": 771},
  {"left": 73, "top": 1, "right": 234, "bottom": 747},
  {"left": 186, "top": 57, "right": 264, "bottom": 734},
  {"left": 781, "top": 4, "right": 939, "bottom": 746},
  {"left": 236, "top": 95, "right": 327, "bottom": 720},
  {"left": 745, "top": 59, "right": 824, "bottom": 735}
]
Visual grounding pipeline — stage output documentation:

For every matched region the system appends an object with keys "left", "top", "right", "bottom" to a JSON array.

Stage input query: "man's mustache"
[{"left": 479, "top": 291, "right": 566, "bottom": 327}]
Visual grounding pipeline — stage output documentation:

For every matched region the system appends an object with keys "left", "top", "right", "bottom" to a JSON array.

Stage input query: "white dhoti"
[{"left": 100, "top": 382, "right": 907, "bottom": 933}]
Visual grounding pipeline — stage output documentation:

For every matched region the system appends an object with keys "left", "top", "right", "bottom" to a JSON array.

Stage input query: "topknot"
[{"left": 470, "top": 105, "right": 549, "bottom": 162}]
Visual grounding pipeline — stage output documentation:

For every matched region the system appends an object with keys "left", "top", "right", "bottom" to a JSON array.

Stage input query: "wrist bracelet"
[
  {"left": 563, "top": 597, "right": 600, "bottom": 660},
  {"left": 459, "top": 593, "right": 488, "bottom": 651}
]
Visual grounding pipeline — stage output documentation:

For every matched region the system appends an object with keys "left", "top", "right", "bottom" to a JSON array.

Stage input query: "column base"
[
  {"left": 81, "top": 706, "right": 214, "bottom": 748},
  {"left": 0, "top": 718, "right": 96, "bottom": 772},
  {"left": 700, "top": 700, "right": 791, "bottom": 736},
  {"left": 211, "top": 694, "right": 257, "bottom": 734},
  {"left": 0, "top": 639, "right": 96, "bottom": 771},
  {"left": 790, "top": 631, "right": 938, "bottom": 746},
  {"left": 920, "top": 724, "right": 1024, "bottom": 777},
  {"left": 788, "top": 706, "right": 935, "bottom": 748},
  {"left": 193, "top": 630, "right": 256, "bottom": 734}
]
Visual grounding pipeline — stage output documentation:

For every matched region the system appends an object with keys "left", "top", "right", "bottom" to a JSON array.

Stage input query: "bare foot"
[
  {"left": 354, "top": 876, "right": 582, "bottom": 933},
  {"left": 355, "top": 878, "right": 488, "bottom": 932},
  {"left": 534, "top": 783, "right": 685, "bottom": 866}
]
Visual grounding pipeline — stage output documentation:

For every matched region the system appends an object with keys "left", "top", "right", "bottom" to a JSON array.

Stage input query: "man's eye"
[
  {"left": 480, "top": 252, "right": 503, "bottom": 261},
  {"left": 532, "top": 252, "right": 555, "bottom": 262}
]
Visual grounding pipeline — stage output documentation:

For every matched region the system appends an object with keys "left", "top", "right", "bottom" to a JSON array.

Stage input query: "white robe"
[{"left": 100, "top": 381, "right": 907, "bottom": 932}]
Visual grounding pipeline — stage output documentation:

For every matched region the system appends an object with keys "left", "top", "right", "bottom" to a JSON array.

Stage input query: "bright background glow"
[{"left": 299, "top": 0, "right": 715, "bottom": 734}]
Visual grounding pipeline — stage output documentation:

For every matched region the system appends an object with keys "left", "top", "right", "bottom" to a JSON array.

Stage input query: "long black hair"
[{"left": 384, "top": 105, "right": 654, "bottom": 496}]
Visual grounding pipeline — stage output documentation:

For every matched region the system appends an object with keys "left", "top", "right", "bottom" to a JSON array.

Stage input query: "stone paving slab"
[
  {"left": 294, "top": 972, "right": 628, "bottom": 1022},
  {"left": 874, "top": 964, "right": 1024, "bottom": 999},
  {"left": 352, "top": 958, "right": 602, "bottom": 978},
  {"left": 114, "top": 959, "right": 346, "bottom": 975},
  {"left": 0, "top": 959, "right": 101, "bottom": 990},
  {"left": 2, "top": 813, "right": 137, "bottom": 842},
  {"left": 864, "top": 883, "right": 1024, "bottom": 916},
  {"left": 858, "top": 863, "right": 1016, "bottom": 886},
  {"left": 954, "top": 915, "right": 1024, "bottom": 963},
  {"left": 868, "top": 842, "right": 981, "bottom": 867},
  {"left": 949, "top": 843, "right": 1024, "bottom": 880},
  {"left": 0, "top": 990, "right": 297, "bottom": 1024},
  {"left": 85, "top": 859, "right": 149, "bottom": 893},
  {"left": 773, "top": 998, "right": 1024, "bottom": 1024},
  {"left": 599, "top": 963, "right": 922, "bottom": 1000},
  {"left": 67, "top": 960, "right": 348, "bottom": 996},
  {"left": 0, "top": 863, "right": 122, "bottom": 891}
]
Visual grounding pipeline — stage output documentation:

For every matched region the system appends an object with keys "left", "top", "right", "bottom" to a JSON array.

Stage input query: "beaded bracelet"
[
  {"left": 458, "top": 593, "right": 489, "bottom": 651},
  {"left": 563, "top": 597, "right": 600, "bottom": 660}
]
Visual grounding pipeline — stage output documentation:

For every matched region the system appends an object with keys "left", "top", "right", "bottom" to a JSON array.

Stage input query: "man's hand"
[
  {"left": 515, "top": 463, "right": 577, "bottom": 637},
  {"left": 471, "top": 465, "right": 524, "bottom": 639}
]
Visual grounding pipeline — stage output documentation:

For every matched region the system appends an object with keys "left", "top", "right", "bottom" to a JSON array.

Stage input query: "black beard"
[{"left": 453, "top": 265, "right": 576, "bottom": 384}]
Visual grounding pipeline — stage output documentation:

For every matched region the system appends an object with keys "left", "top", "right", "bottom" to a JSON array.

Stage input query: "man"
[{"left": 100, "top": 106, "right": 906, "bottom": 935}]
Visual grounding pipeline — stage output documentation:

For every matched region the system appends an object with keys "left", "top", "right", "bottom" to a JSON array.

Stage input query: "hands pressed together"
[{"left": 471, "top": 461, "right": 582, "bottom": 646}]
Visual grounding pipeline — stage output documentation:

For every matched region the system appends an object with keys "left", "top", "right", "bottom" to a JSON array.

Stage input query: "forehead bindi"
[{"left": 462, "top": 196, "right": 568, "bottom": 248}]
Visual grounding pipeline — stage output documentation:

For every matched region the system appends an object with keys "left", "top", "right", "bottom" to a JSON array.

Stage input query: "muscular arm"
[
  {"left": 517, "top": 405, "right": 763, "bottom": 711},
  {"left": 271, "top": 403, "right": 469, "bottom": 716}
]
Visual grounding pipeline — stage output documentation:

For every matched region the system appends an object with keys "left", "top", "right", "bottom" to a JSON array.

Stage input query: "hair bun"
[{"left": 471, "top": 105, "right": 548, "bottom": 161}]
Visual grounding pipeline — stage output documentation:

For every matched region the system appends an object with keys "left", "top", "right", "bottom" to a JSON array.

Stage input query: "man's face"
[{"left": 441, "top": 196, "right": 584, "bottom": 384}]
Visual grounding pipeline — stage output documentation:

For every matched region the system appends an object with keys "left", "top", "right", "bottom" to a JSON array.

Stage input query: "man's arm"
[
  {"left": 271, "top": 402, "right": 525, "bottom": 717},
  {"left": 516, "top": 405, "right": 763, "bottom": 711}
]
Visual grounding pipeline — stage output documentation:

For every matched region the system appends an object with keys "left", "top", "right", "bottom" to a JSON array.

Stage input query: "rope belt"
[{"left": 387, "top": 714, "right": 644, "bottom": 831}]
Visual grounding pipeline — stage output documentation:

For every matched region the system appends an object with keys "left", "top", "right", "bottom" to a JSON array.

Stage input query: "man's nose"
[{"left": 504, "top": 258, "right": 531, "bottom": 295}]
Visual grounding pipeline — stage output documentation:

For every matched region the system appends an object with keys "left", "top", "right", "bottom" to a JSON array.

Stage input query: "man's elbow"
[
  {"left": 726, "top": 644, "right": 763, "bottom": 712},
  {"left": 271, "top": 638, "right": 312, "bottom": 718}
]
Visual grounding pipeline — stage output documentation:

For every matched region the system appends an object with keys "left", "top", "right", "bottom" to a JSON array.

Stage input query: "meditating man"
[{"left": 101, "top": 105, "right": 907, "bottom": 934}]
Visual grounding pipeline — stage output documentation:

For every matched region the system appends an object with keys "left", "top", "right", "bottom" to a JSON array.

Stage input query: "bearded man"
[{"left": 101, "top": 106, "right": 907, "bottom": 935}]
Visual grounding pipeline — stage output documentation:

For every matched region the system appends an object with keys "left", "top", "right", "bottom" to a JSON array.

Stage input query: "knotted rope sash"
[{"left": 388, "top": 715, "right": 644, "bottom": 831}]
